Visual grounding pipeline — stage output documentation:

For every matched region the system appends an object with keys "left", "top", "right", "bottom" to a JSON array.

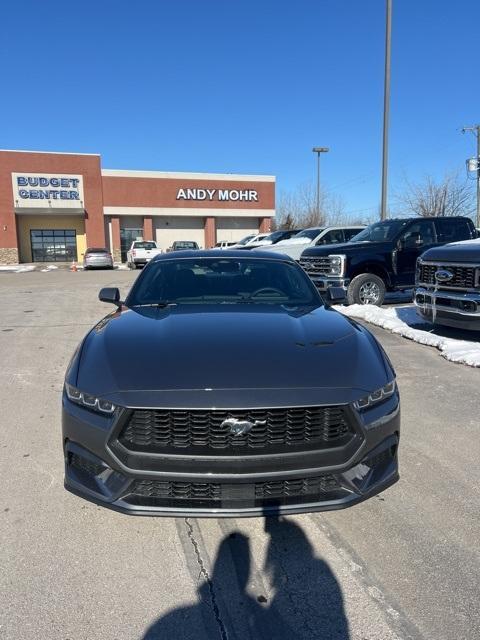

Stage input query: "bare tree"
[
  {"left": 275, "top": 182, "right": 350, "bottom": 229},
  {"left": 396, "top": 173, "right": 474, "bottom": 218}
]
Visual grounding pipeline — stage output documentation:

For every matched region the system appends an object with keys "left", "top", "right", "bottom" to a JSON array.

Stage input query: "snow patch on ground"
[
  {"left": 40, "top": 265, "right": 61, "bottom": 273},
  {"left": 337, "top": 304, "right": 480, "bottom": 368},
  {"left": 0, "top": 265, "right": 36, "bottom": 273}
]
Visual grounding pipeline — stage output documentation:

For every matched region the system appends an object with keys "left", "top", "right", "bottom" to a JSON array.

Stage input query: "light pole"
[
  {"left": 462, "top": 125, "right": 480, "bottom": 228},
  {"left": 312, "top": 147, "right": 329, "bottom": 220},
  {"left": 380, "top": 0, "right": 392, "bottom": 221}
]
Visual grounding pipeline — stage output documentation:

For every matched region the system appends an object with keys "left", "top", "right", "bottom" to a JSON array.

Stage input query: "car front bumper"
[
  {"left": 306, "top": 275, "right": 349, "bottom": 292},
  {"left": 62, "top": 395, "right": 400, "bottom": 517},
  {"left": 415, "top": 287, "right": 480, "bottom": 331}
]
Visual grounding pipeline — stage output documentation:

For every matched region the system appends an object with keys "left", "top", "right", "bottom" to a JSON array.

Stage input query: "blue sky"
[{"left": 1, "top": 0, "right": 479, "bottom": 219}]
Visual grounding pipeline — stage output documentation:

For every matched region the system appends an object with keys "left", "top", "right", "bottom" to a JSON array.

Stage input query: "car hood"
[
  {"left": 276, "top": 237, "right": 312, "bottom": 246},
  {"left": 301, "top": 241, "right": 390, "bottom": 257},
  {"left": 421, "top": 239, "right": 480, "bottom": 263},
  {"left": 74, "top": 304, "right": 390, "bottom": 408}
]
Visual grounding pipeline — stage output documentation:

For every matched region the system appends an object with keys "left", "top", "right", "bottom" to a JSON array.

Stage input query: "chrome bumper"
[
  {"left": 309, "top": 276, "right": 349, "bottom": 292},
  {"left": 414, "top": 287, "right": 480, "bottom": 317}
]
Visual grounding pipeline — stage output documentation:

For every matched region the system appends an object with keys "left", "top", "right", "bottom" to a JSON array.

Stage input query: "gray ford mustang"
[{"left": 62, "top": 250, "right": 400, "bottom": 517}]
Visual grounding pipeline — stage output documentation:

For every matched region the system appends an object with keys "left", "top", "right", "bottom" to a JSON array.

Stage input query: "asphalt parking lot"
[{"left": 1, "top": 269, "right": 479, "bottom": 640}]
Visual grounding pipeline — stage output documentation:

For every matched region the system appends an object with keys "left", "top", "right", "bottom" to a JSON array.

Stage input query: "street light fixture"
[{"left": 312, "top": 147, "right": 329, "bottom": 220}]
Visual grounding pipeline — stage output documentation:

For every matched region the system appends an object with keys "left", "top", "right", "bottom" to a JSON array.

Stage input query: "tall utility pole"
[
  {"left": 380, "top": 0, "right": 392, "bottom": 221},
  {"left": 312, "top": 147, "right": 329, "bottom": 220},
  {"left": 462, "top": 125, "right": 480, "bottom": 228}
]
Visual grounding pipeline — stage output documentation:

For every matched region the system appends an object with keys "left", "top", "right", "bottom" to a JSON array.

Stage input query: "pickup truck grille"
[
  {"left": 299, "top": 256, "right": 333, "bottom": 277},
  {"left": 418, "top": 262, "right": 478, "bottom": 290},
  {"left": 118, "top": 406, "right": 354, "bottom": 456}
]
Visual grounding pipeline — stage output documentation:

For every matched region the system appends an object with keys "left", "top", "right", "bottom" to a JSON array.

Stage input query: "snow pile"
[
  {"left": 0, "top": 265, "right": 35, "bottom": 273},
  {"left": 336, "top": 304, "right": 480, "bottom": 367}
]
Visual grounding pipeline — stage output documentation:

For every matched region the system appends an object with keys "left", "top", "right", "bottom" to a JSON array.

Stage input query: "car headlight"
[
  {"left": 64, "top": 383, "right": 116, "bottom": 414},
  {"left": 328, "top": 254, "right": 346, "bottom": 276},
  {"left": 354, "top": 381, "right": 396, "bottom": 410}
]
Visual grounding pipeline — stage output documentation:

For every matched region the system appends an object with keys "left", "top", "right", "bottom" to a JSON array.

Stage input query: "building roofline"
[
  {"left": 0, "top": 148, "right": 100, "bottom": 157},
  {"left": 101, "top": 169, "right": 275, "bottom": 182}
]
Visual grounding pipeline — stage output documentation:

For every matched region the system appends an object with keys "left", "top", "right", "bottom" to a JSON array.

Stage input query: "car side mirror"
[
  {"left": 99, "top": 287, "right": 122, "bottom": 306},
  {"left": 327, "top": 287, "right": 346, "bottom": 304}
]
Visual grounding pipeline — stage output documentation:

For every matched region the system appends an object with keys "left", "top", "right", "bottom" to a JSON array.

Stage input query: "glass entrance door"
[
  {"left": 30, "top": 229, "right": 77, "bottom": 262},
  {"left": 120, "top": 228, "right": 143, "bottom": 262}
]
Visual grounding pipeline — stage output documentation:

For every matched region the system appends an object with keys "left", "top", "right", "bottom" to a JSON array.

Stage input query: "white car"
[
  {"left": 214, "top": 241, "right": 238, "bottom": 249},
  {"left": 230, "top": 233, "right": 271, "bottom": 249},
  {"left": 126, "top": 240, "right": 163, "bottom": 269},
  {"left": 256, "top": 226, "right": 366, "bottom": 261}
]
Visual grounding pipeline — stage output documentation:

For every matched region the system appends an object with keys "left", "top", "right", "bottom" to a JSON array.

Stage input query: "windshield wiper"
[{"left": 130, "top": 301, "right": 177, "bottom": 308}]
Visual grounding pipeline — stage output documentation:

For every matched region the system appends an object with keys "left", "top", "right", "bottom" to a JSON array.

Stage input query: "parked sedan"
[
  {"left": 63, "top": 250, "right": 400, "bottom": 517},
  {"left": 83, "top": 248, "right": 113, "bottom": 270}
]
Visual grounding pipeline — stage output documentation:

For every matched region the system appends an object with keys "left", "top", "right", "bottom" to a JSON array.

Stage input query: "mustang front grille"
[
  {"left": 118, "top": 406, "right": 354, "bottom": 455},
  {"left": 418, "top": 262, "right": 478, "bottom": 290},
  {"left": 124, "top": 474, "right": 344, "bottom": 508}
]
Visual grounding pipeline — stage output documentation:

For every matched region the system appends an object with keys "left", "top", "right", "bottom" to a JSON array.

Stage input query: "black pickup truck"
[
  {"left": 300, "top": 216, "right": 477, "bottom": 305},
  {"left": 415, "top": 240, "right": 480, "bottom": 330}
]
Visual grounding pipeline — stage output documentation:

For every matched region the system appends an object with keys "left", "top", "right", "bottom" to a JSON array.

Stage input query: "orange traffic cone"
[{"left": 70, "top": 261, "right": 78, "bottom": 272}]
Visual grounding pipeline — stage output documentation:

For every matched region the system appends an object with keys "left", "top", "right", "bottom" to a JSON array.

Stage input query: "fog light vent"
[{"left": 69, "top": 452, "right": 104, "bottom": 477}]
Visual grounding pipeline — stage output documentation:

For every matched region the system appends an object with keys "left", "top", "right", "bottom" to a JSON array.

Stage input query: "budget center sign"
[{"left": 12, "top": 172, "right": 84, "bottom": 209}]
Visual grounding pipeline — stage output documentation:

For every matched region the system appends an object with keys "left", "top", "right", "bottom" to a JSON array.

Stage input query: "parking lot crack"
[{"left": 184, "top": 517, "right": 229, "bottom": 640}]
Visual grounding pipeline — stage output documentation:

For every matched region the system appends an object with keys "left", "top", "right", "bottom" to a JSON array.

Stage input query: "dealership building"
[{"left": 0, "top": 149, "right": 275, "bottom": 264}]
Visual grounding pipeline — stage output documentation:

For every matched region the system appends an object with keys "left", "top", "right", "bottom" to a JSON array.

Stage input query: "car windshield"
[
  {"left": 350, "top": 220, "right": 410, "bottom": 242},
  {"left": 134, "top": 242, "right": 157, "bottom": 249},
  {"left": 292, "top": 228, "right": 324, "bottom": 240},
  {"left": 236, "top": 234, "right": 256, "bottom": 245},
  {"left": 127, "top": 257, "right": 319, "bottom": 306},
  {"left": 86, "top": 248, "right": 108, "bottom": 253},
  {"left": 266, "top": 230, "right": 290, "bottom": 243}
]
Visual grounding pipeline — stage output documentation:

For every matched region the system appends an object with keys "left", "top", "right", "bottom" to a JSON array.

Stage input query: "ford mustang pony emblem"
[
  {"left": 434, "top": 269, "right": 454, "bottom": 283},
  {"left": 221, "top": 417, "right": 266, "bottom": 436}
]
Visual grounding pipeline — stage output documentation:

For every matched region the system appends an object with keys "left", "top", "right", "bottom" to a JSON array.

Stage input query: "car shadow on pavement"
[{"left": 142, "top": 515, "right": 350, "bottom": 640}]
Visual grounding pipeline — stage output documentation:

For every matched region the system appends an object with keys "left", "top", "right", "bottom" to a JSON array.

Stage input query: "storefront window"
[
  {"left": 120, "top": 228, "right": 143, "bottom": 262},
  {"left": 30, "top": 229, "right": 77, "bottom": 262}
]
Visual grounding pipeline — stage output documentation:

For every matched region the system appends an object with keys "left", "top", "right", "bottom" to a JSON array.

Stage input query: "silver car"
[{"left": 83, "top": 247, "right": 114, "bottom": 270}]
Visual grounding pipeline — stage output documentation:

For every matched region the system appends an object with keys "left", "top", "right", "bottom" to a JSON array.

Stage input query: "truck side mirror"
[{"left": 99, "top": 287, "right": 122, "bottom": 306}]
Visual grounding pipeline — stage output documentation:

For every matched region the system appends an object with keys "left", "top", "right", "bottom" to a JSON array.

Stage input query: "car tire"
[{"left": 347, "top": 273, "right": 386, "bottom": 306}]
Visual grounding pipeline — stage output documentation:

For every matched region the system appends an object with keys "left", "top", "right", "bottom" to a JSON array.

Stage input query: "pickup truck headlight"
[
  {"left": 64, "top": 383, "right": 116, "bottom": 414},
  {"left": 328, "top": 254, "right": 346, "bottom": 276},
  {"left": 354, "top": 381, "right": 396, "bottom": 410}
]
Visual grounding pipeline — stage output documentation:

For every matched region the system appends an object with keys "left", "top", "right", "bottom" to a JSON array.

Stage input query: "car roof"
[
  {"left": 321, "top": 225, "right": 365, "bottom": 230},
  {"left": 374, "top": 216, "right": 472, "bottom": 223},
  {"left": 150, "top": 249, "right": 296, "bottom": 262}
]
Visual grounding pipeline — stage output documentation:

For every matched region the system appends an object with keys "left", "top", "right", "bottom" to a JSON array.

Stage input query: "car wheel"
[{"left": 347, "top": 274, "right": 386, "bottom": 306}]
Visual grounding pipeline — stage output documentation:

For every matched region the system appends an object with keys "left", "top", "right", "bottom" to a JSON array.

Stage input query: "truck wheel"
[{"left": 347, "top": 274, "right": 386, "bottom": 306}]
